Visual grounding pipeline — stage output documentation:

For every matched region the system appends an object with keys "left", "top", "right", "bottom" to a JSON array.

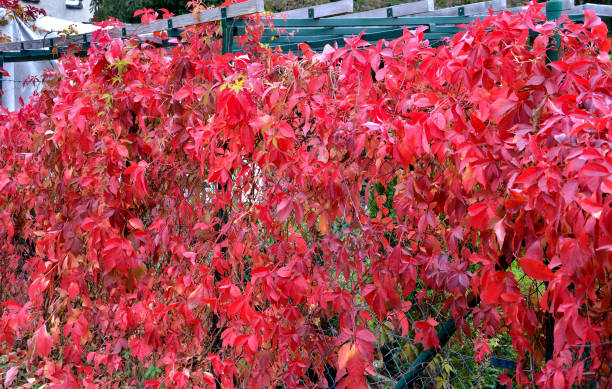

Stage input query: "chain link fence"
[{"left": 342, "top": 268, "right": 609, "bottom": 389}]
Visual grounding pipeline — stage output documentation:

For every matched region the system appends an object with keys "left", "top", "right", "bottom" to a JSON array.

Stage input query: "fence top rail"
[
  {"left": 273, "top": 0, "right": 353, "bottom": 19},
  {"left": 418, "top": 0, "right": 507, "bottom": 16},
  {"left": 231, "top": 15, "right": 476, "bottom": 28},
  {"left": 332, "top": 0, "right": 433, "bottom": 18},
  {"left": 0, "top": 0, "right": 264, "bottom": 52},
  {"left": 0, "top": 0, "right": 602, "bottom": 56},
  {"left": 566, "top": 3, "right": 612, "bottom": 17}
]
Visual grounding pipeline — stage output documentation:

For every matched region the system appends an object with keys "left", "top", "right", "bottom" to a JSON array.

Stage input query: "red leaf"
[
  {"left": 519, "top": 257, "right": 554, "bottom": 281},
  {"left": 80, "top": 217, "right": 97, "bottom": 231},
  {"left": 173, "top": 87, "right": 191, "bottom": 101},
  {"left": 490, "top": 97, "right": 516, "bottom": 120},
  {"left": 578, "top": 197, "right": 603, "bottom": 219},
  {"left": 414, "top": 319, "right": 440, "bottom": 349},
  {"left": 109, "top": 39, "right": 123, "bottom": 59},
  {"left": 581, "top": 162, "right": 609, "bottom": 177},
  {"left": 4, "top": 366, "right": 19, "bottom": 387},
  {"left": 355, "top": 328, "right": 376, "bottom": 363},
  {"left": 468, "top": 202, "right": 494, "bottom": 231},
  {"left": 36, "top": 325, "right": 52, "bottom": 358},
  {"left": 493, "top": 218, "right": 506, "bottom": 247},
  {"left": 129, "top": 337, "right": 153, "bottom": 361},
  {"left": 128, "top": 218, "right": 144, "bottom": 230},
  {"left": 187, "top": 284, "right": 204, "bottom": 309},
  {"left": 337, "top": 343, "right": 365, "bottom": 381},
  {"left": 515, "top": 166, "right": 542, "bottom": 184},
  {"left": 68, "top": 282, "right": 79, "bottom": 300},
  {"left": 276, "top": 197, "right": 292, "bottom": 222},
  {"left": 480, "top": 271, "right": 506, "bottom": 304},
  {"left": 182, "top": 251, "right": 196, "bottom": 260}
]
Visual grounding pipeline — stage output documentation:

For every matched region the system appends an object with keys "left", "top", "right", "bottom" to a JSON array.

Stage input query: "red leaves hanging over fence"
[{"left": 0, "top": 2, "right": 611, "bottom": 388}]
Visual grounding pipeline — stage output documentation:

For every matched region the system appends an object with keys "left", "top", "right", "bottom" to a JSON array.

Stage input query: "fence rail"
[
  {"left": 273, "top": 0, "right": 353, "bottom": 19},
  {"left": 418, "top": 0, "right": 506, "bottom": 16},
  {"left": 333, "top": 0, "right": 434, "bottom": 18},
  {"left": 0, "top": 0, "right": 610, "bottom": 54},
  {"left": 567, "top": 3, "right": 612, "bottom": 16},
  {"left": 0, "top": 0, "right": 264, "bottom": 52},
  {"left": 332, "top": 0, "right": 608, "bottom": 18}
]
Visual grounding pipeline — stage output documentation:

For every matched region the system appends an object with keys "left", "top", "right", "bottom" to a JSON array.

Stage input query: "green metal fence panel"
[
  {"left": 230, "top": 16, "right": 476, "bottom": 53},
  {"left": 233, "top": 16, "right": 475, "bottom": 28},
  {"left": 0, "top": 7, "right": 593, "bottom": 77},
  {"left": 0, "top": 56, "right": 3, "bottom": 98}
]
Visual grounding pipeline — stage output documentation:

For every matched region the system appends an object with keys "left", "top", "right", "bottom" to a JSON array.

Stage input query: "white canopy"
[
  {"left": 0, "top": 8, "right": 55, "bottom": 111},
  {"left": 35, "top": 15, "right": 100, "bottom": 35}
]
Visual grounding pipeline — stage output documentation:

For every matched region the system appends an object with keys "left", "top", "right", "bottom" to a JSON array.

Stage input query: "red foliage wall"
[{"left": 0, "top": 3, "right": 611, "bottom": 388}]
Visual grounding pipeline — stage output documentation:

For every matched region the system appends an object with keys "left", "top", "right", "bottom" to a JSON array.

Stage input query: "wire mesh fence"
[
  {"left": 347, "top": 302, "right": 515, "bottom": 389},
  {"left": 341, "top": 268, "right": 610, "bottom": 389},
  {"left": 352, "top": 319, "right": 610, "bottom": 388}
]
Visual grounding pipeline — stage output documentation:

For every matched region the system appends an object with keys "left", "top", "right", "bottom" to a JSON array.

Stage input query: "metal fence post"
[
  {"left": 221, "top": 8, "right": 229, "bottom": 54},
  {"left": 220, "top": 8, "right": 235, "bottom": 54},
  {"left": 394, "top": 318, "right": 457, "bottom": 389},
  {"left": 546, "top": 0, "right": 563, "bottom": 62},
  {"left": 0, "top": 55, "right": 3, "bottom": 99}
]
